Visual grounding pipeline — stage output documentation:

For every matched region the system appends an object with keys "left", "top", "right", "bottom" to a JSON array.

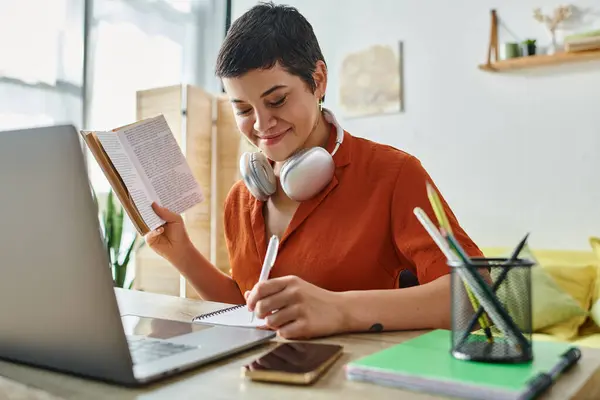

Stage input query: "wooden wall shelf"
[{"left": 479, "top": 49, "right": 600, "bottom": 72}]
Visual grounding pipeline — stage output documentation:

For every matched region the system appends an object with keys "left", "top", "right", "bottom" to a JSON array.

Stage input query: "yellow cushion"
[
  {"left": 578, "top": 237, "right": 600, "bottom": 335},
  {"left": 578, "top": 314, "right": 600, "bottom": 336},
  {"left": 537, "top": 263, "right": 596, "bottom": 340},
  {"left": 590, "top": 237, "right": 600, "bottom": 303},
  {"left": 531, "top": 249, "right": 598, "bottom": 268},
  {"left": 590, "top": 299, "right": 600, "bottom": 327},
  {"left": 531, "top": 333, "right": 567, "bottom": 343},
  {"left": 573, "top": 333, "right": 600, "bottom": 349},
  {"left": 482, "top": 246, "right": 595, "bottom": 340},
  {"left": 535, "top": 246, "right": 599, "bottom": 306},
  {"left": 480, "top": 248, "right": 512, "bottom": 258},
  {"left": 481, "top": 247, "right": 597, "bottom": 268},
  {"left": 592, "top": 237, "right": 600, "bottom": 258}
]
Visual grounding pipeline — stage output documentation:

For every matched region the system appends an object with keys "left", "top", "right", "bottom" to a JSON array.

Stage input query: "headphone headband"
[{"left": 322, "top": 107, "right": 344, "bottom": 157}]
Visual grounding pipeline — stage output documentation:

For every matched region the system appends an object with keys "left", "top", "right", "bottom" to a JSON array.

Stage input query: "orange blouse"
[{"left": 223, "top": 125, "right": 483, "bottom": 295}]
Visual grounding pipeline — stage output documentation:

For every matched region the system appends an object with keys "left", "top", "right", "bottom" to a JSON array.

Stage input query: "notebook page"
[{"left": 193, "top": 305, "right": 267, "bottom": 328}]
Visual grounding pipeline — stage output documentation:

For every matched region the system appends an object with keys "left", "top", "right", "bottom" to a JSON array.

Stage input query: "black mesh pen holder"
[{"left": 449, "top": 257, "right": 535, "bottom": 364}]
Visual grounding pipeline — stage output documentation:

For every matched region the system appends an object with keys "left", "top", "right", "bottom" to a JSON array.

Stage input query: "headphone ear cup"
[
  {"left": 279, "top": 148, "right": 334, "bottom": 202},
  {"left": 239, "top": 152, "right": 276, "bottom": 201}
]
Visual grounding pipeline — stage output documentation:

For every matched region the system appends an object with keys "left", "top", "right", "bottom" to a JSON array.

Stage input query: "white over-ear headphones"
[{"left": 239, "top": 108, "right": 344, "bottom": 202}]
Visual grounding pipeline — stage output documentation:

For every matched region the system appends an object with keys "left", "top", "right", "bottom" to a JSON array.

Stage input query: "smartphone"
[{"left": 242, "top": 342, "right": 343, "bottom": 385}]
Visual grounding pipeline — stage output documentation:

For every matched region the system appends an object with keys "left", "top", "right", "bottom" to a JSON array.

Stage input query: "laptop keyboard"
[{"left": 127, "top": 336, "right": 198, "bottom": 365}]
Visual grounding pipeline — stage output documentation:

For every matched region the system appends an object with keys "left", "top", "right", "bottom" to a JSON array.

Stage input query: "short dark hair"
[{"left": 215, "top": 1, "right": 326, "bottom": 99}]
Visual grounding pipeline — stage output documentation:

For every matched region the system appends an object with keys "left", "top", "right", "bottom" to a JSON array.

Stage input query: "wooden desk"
[{"left": 1, "top": 289, "right": 600, "bottom": 400}]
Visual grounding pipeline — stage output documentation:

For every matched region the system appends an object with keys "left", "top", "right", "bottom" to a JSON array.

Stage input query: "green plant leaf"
[
  {"left": 113, "top": 206, "right": 124, "bottom": 261},
  {"left": 102, "top": 210, "right": 111, "bottom": 266},
  {"left": 101, "top": 207, "right": 107, "bottom": 238},
  {"left": 105, "top": 190, "right": 115, "bottom": 258},
  {"left": 98, "top": 189, "right": 140, "bottom": 288},
  {"left": 114, "top": 260, "right": 123, "bottom": 287},
  {"left": 121, "top": 236, "right": 138, "bottom": 270},
  {"left": 127, "top": 279, "right": 135, "bottom": 290},
  {"left": 113, "top": 236, "right": 138, "bottom": 288},
  {"left": 91, "top": 187, "right": 98, "bottom": 207}
]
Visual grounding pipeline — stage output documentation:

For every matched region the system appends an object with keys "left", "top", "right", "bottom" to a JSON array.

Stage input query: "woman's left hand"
[{"left": 245, "top": 276, "right": 347, "bottom": 340}]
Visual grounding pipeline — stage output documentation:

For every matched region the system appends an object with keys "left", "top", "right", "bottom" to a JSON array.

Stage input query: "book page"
[
  {"left": 116, "top": 115, "right": 204, "bottom": 215},
  {"left": 95, "top": 131, "right": 164, "bottom": 231}
]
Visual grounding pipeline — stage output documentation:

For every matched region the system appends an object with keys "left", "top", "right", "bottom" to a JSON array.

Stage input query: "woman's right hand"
[{"left": 144, "top": 203, "right": 194, "bottom": 264}]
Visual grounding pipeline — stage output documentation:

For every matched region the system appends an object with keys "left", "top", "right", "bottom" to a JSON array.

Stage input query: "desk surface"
[{"left": 1, "top": 288, "right": 600, "bottom": 400}]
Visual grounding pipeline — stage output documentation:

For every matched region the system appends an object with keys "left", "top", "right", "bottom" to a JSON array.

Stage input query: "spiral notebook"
[{"left": 192, "top": 305, "right": 266, "bottom": 328}]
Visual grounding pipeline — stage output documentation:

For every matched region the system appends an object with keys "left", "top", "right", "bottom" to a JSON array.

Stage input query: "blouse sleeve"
[{"left": 390, "top": 155, "right": 484, "bottom": 285}]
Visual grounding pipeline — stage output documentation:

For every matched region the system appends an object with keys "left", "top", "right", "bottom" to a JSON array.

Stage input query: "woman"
[{"left": 146, "top": 2, "right": 483, "bottom": 340}]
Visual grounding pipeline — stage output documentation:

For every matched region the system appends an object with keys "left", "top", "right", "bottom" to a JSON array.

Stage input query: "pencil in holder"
[{"left": 449, "top": 256, "right": 535, "bottom": 364}]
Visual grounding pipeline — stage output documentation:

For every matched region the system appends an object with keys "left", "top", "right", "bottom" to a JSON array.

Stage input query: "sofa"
[{"left": 481, "top": 237, "right": 600, "bottom": 348}]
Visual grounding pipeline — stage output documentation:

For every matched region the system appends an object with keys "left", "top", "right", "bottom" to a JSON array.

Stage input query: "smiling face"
[{"left": 222, "top": 61, "right": 327, "bottom": 162}]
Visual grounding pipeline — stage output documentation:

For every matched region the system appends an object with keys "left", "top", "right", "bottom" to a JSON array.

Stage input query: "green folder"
[{"left": 345, "top": 330, "right": 580, "bottom": 400}]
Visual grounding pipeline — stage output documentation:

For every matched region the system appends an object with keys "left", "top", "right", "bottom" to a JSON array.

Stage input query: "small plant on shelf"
[{"left": 521, "top": 39, "right": 537, "bottom": 56}]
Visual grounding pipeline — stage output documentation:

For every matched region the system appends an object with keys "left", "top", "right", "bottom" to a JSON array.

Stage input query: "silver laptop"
[{"left": 0, "top": 124, "right": 275, "bottom": 386}]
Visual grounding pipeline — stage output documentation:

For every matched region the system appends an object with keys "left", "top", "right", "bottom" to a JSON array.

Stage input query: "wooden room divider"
[{"left": 133, "top": 84, "right": 254, "bottom": 299}]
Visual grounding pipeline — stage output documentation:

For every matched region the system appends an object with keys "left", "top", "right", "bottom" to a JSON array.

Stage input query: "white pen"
[{"left": 251, "top": 235, "right": 280, "bottom": 322}]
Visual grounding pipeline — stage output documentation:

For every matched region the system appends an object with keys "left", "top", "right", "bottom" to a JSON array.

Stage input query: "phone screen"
[{"left": 245, "top": 342, "right": 343, "bottom": 374}]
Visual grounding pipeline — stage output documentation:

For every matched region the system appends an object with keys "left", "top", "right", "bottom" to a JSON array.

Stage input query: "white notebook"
[{"left": 192, "top": 304, "right": 266, "bottom": 328}]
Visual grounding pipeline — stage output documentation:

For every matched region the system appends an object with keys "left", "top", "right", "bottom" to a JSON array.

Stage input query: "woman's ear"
[{"left": 313, "top": 60, "right": 328, "bottom": 102}]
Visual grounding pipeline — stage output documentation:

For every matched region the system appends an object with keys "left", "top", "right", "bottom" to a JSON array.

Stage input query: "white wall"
[{"left": 231, "top": 0, "right": 600, "bottom": 251}]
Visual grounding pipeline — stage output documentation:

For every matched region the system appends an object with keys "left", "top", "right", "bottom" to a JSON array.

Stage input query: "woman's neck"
[{"left": 302, "top": 111, "right": 331, "bottom": 150}]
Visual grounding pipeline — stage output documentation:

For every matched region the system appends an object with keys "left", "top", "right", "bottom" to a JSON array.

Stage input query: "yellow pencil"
[{"left": 425, "top": 182, "right": 493, "bottom": 342}]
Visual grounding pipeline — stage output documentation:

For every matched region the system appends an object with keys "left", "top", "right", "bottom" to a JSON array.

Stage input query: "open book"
[{"left": 81, "top": 114, "right": 204, "bottom": 236}]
